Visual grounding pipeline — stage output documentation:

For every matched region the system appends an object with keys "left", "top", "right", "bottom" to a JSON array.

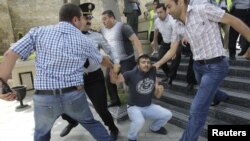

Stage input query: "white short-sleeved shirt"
[
  {"left": 171, "top": 4, "right": 226, "bottom": 60},
  {"left": 154, "top": 15, "right": 175, "bottom": 43}
]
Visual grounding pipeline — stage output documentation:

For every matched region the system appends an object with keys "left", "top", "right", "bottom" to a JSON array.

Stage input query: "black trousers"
[
  {"left": 62, "top": 69, "right": 117, "bottom": 131},
  {"left": 126, "top": 10, "right": 140, "bottom": 34},
  {"left": 158, "top": 42, "right": 181, "bottom": 81},
  {"left": 228, "top": 8, "right": 250, "bottom": 57},
  {"left": 106, "top": 56, "right": 136, "bottom": 103},
  {"left": 149, "top": 31, "right": 163, "bottom": 43}
]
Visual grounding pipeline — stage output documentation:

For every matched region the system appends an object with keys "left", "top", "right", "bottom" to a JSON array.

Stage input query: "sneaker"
[
  {"left": 151, "top": 127, "right": 167, "bottom": 135},
  {"left": 238, "top": 50, "right": 246, "bottom": 56}
]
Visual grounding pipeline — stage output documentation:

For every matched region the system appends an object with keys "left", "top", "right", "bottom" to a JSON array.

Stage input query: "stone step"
[
  {"left": 158, "top": 78, "right": 250, "bottom": 108},
  {"left": 178, "top": 63, "right": 250, "bottom": 78},
  {"left": 153, "top": 100, "right": 231, "bottom": 138},
  {"left": 157, "top": 70, "right": 250, "bottom": 92},
  {"left": 228, "top": 58, "right": 250, "bottom": 67},
  {"left": 158, "top": 89, "right": 250, "bottom": 125}
]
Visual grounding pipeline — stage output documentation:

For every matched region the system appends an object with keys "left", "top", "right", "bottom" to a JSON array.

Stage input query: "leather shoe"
[
  {"left": 110, "top": 128, "right": 119, "bottom": 140},
  {"left": 211, "top": 97, "right": 229, "bottom": 106},
  {"left": 238, "top": 50, "right": 247, "bottom": 56},
  {"left": 108, "top": 101, "right": 121, "bottom": 107},
  {"left": 151, "top": 127, "right": 167, "bottom": 135},
  {"left": 60, "top": 123, "right": 78, "bottom": 137}
]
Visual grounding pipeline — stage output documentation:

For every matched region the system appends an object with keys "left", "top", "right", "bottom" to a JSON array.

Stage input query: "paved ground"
[{"left": 0, "top": 91, "right": 207, "bottom": 141}]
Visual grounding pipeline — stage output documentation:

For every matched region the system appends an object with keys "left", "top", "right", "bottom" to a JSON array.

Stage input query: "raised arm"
[
  {"left": 129, "top": 34, "right": 144, "bottom": 57},
  {"left": 220, "top": 13, "right": 250, "bottom": 42},
  {"left": 0, "top": 50, "right": 19, "bottom": 101},
  {"left": 153, "top": 41, "right": 180, "bottom": 69},
  {"left": 122, "top": 24, "right": 144, "bottom": 57}
]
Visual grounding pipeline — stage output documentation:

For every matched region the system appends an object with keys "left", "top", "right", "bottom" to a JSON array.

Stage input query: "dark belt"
[
  {"left": 196, "top": 56, "right": 225, "bottom": 65},
  {"left": 161, "top": 42, "right": 171, "bottom": 46},
  {"left": 35, "top": 86, "right": 77, "bottom": 95}
]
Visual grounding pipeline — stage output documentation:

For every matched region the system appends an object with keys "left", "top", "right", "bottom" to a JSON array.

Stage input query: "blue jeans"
[
  {"left": 127, "top": 104, "right": 172, "bottom": 140},
  {"left": 180, "top": 57, "right": 229, "bottom": 141},
  {"left": 33, "top": 89, "right": 113, "bottom": 141}
]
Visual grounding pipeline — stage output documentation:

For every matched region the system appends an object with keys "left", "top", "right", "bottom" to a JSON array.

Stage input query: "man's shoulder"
[{"left": 121, "top": 23, "right": 131, "bottom": 29}]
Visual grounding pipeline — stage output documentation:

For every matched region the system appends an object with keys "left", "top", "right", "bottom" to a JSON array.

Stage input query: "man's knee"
[{"left": 133, "top": 119, "right": 145, "bottom": 129}]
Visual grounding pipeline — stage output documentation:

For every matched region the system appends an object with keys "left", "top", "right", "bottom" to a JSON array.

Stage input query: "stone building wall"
[
  {"left": 0, "top": 0, "right": 15, "bottom": 53},
  {"left": 0, "top": 0, "right": 63, "bottom": 54},
  {"left": 8, "top": 0, "right": 63, "bottom": 40}
]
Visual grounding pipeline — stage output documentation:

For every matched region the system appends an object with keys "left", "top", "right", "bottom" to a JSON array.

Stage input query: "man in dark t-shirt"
[{"left": 110, "top": 54, "right": 172, "bottom": 141}]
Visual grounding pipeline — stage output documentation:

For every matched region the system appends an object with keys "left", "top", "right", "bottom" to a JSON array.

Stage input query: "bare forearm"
[
  {"left": 130, "top": 35, "right": 144, "bottom": 56},
  {"left": 0, "top": 50, "right": 19, "bottom": 81},
  {"left": 134, "top": 40, "right": 144, "bottom": 56},
  {"left": 230, "top": 20, "right": 250, "bottom": 41},
  {"left": 221, "top": 13, "right": 250, "bottom": 41},
  {"left": 157, "top": 42, "right": 179, "bottom": 67}
]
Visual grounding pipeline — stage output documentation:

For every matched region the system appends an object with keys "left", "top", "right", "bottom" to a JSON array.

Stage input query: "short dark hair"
[
  {"left": 156, "top": 3, "right": 166, "bottom": 11},
  {"left": 59, "top": 3, "right": 82, "bottom": 22},
  {"left": 137, "top": 54, "right": 151, "bottom": 64},
  {"left": 102, "top": 10, "right": 116, "bottom": 19}
]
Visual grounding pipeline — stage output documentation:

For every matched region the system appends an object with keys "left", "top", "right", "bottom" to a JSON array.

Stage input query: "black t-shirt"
[{"left": 123, "top": 67, "right": 156, "bottom": 107}]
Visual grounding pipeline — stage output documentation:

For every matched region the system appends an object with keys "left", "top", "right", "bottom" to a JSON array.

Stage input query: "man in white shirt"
[
  {"left": 154, "top": 0, "right": 250, "bottom": 140},
  {"left": 152, "top": 3, "right": 181, "bottom": 87}
]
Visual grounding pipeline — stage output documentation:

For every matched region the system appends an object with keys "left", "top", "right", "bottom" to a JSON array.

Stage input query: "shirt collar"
[
  {"left": 175, "top": 5, "right": 193, "bottom": 26},
  {"left": 161, "top": 15, "right": 169, "bottom": 22},
  {"left": 57, "top": 22, "right": 81, "bottom": 34}
]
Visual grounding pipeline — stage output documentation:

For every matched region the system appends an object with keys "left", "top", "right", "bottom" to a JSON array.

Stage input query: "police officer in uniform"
[{"left": 60, "top": 3, "right": 119, "bottom": 140}]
